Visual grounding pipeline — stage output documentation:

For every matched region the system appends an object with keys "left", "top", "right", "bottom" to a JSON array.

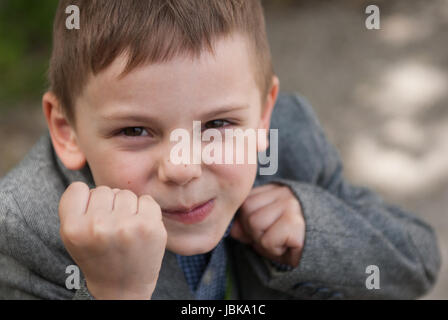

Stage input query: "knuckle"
[
  {"left": 139, "top": 194, "right": 155, "bottom": 205},
  {"left": 136, "top": 220, "right": 154, "bottom": 237},
  {"left": 241, "top": 200, "right": 254, "bottom": 212},
  {"left": 118, "top": 189, "right": 137, "bottom": 201},
  {"left": 260, "top": 234, "right": 271, "bottom": 250},
  {"left": 68, "top": 181, "right": 89, "bottom": 194},
  {"left": 93, "top": 185, "right": 113, "bottom": 195},
  {"left": 280, "top": 185, "right": 292, "bottom": 194},
  {"left": 60, "top": 223, "right": 75, "bottom": 237},
  {"left": 91, "top": 186, "right": 113, "bottom": 196},
  {"left": 89, "top": 217, "right": 110, "bottom": 242},
  {"left": 115, "top": 223, "right": 134, "bottom": 244},
  {"left": 92, "top": 226, "right": 109, "bottom": 243},
  {"left": 285, "top": 213, "right": 299, "bottom": 227},
  {"left": 285, "top": 197, "right": 299, "bottom": 210},
  {"left": 60, "top": 224, "right": 84, "bottom": 245},
  {"left": 247, "top": 212, "right": 260, "bottom": 230},
  {"left": 137, "top": 219, "right": 165, "bottom": 241},
  {"left": 60, "top": 182, "right": 88, "bottom": 208},
  {"left": 140, "top": 195, "right": 162, "bottom": 214}
]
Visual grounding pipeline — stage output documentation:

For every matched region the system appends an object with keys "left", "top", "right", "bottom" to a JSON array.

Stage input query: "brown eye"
[
  {"left": 204, "top": 119, "right": 230, "bottom": 129},
  {"left": 122, "top": 127, "right": 148, "bottom": 137}
]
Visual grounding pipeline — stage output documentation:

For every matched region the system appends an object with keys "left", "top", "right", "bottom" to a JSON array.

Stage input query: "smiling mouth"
[
  {"left": 161, "top": 198, "right": 214, "bottom": 214},
  {"left": 161, "top": 198, "right": 216, "bottom": 225}
]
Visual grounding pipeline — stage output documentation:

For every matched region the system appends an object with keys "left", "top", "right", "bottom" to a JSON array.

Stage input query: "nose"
[{"left": 158, "top": 152, "right": 202, "bottom": 186}]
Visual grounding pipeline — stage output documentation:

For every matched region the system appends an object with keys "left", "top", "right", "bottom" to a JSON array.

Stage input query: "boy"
[{"left": 0, "top": 0, "right": 441, "bottom": 299}]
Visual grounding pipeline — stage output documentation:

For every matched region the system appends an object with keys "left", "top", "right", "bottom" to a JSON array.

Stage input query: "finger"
[
  {"left": 247, "top": 183, "right": 277, "bottom": 197},
  {"left": 113, "top": 189, "right": 138, "bottom": 214},
  {"left": 251, "top": 241, "right": 284, "bottom": 262},
  {"left": 240, "top": 186, "right": 285, "bottom": 217},
  {"left": 243, "top": 199, "right": 284, "bottom": 241},
  {"left": 59, "top": 181, "right": 90, "bottom": 224},
  {"left": 229, "top": 219, "right": 252, "bottom": 244},
  {"left": 86, "top": 186, "right": 114, "bottom": 214},
  {"left": 259, "top": 213, "right": 304, "bottom": 257},
  {"left": 284, "top": 247, "right": 303, "bottom": 268},
  {"left": 137, "top": 194, "right": 161, "bottom": 219}
]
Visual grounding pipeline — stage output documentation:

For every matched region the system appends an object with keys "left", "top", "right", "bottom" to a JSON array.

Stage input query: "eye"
[
  {"left": 120, "top": 127, "right": 149, "bottom": 137},
  {"left": 203, "top": 119, "right": 232, "bottom": 130}
]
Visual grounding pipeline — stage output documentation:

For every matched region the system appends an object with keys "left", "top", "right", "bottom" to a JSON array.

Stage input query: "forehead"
[{"left": 78, "top": 34, "right": 260, "bottom": 119}]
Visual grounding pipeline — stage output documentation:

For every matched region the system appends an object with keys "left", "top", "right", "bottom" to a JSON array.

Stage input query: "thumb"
[{"left": 230, "top": 219, "right": 252, "bottom": 244}]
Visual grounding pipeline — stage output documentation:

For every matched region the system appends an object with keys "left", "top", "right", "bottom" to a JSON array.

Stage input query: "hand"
[
  {"left": 58, "top": 182, "right": 167, "bottom": 300},
  {"left": 230, "top": 183, "right": 305, "bottom": 268}
]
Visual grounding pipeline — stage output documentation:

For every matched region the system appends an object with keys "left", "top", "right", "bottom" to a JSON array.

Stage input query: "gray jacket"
[{"left": 0, "top": 93, "right": 441, "bottom": 299}]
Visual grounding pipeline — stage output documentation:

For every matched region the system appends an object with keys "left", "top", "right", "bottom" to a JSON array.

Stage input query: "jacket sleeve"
[
  {"left": 0, "top": 191, "right": 93, "bottom": 300},
  {"left": 247, "top": 94, "right": 441, "bottom": 299},
  {"left": 72, "top": 279, "right": 95, "bottom": 300}
]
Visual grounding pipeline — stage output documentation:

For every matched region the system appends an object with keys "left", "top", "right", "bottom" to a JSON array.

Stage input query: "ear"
[
  {"left": 42, "top": 91, "right": 86, "bottom": 170},
  {"left": 257, "top": 75, "right": 280, "bottom": 152}
]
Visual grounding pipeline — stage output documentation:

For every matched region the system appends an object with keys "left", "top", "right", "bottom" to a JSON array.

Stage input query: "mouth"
[
  {"left": 161, "top": 198, "right": 215, "bottom": 224},
  {"left": 162, "top": 199, "right": 212, "bottom": 213}
]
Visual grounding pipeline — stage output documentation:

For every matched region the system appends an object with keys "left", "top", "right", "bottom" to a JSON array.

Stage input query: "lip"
[
  {"left": 162, "top": 199, "right": 215, "bottom": 224},
  {"left": 162, "top": 199, "right": 211, "bottom": 213}
]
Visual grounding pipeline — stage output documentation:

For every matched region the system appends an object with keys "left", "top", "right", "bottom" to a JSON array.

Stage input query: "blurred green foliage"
[{"left": 0, "top": 0, "right": 59, "bottom": 109}]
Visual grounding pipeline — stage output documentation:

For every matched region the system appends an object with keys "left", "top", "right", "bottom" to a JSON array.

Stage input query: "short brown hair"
[{"left": 49, "top": 0, "right": 274, "bottom": 124}]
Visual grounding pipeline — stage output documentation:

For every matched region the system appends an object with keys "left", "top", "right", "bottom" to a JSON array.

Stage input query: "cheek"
[
  {"left": 204, "top": 137, "right": 259, "bottom": 203},
  {"left": 87, "top": 151, "right": 154, "bottom": 191},
  {"left": 211, "top": 162, "right": 258, "bottom": 202}
]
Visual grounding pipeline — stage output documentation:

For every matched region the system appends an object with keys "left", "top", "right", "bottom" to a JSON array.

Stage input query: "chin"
[{"left": 166, "top": 231, "right": 223, "bottom": 256}]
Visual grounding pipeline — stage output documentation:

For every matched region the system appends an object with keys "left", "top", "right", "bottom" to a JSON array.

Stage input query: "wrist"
[{"left": 86, "top": 281, "right": 155, "bottom": 300}]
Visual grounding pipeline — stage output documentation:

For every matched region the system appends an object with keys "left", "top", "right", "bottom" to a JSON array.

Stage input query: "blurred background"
[{"left": 0, "top": 0, "right": 447, "bottom": 299}]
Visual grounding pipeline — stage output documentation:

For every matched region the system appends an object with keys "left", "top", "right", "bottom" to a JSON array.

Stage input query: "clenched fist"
[
  {"left": 58, "top": 181, "right": 167, "bottom": 300},
  {"left": 230, "top": 183, "right": 305, "bottom": 268}
]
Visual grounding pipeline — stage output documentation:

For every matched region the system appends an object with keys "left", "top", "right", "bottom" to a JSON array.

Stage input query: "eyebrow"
[
  {"left": 200, "top": 103, "right": 250, "bottom": 119},
  {"left": 101, "top": 103, "right": 249, "bottom": 122},
  {"left": 101, "top": 112, "right": 159, "bottom": 123}
]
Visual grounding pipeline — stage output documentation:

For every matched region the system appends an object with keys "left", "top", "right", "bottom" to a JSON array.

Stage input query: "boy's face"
[{"left": 69, "top": 34, "right": 275, "bottom": 255}]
